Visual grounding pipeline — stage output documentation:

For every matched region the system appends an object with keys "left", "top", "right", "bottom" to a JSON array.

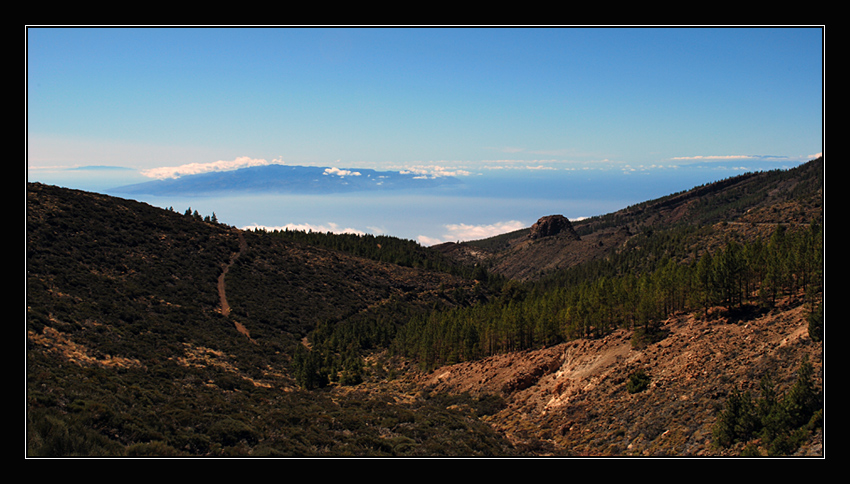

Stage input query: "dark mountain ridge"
[{"left": 26, "top": 157, "right": 824, "bottom": 457}]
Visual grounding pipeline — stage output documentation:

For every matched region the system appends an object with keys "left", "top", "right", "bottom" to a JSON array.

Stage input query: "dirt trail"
[{"left": 218, "top": 230, "right": 252, "bottom": 341}]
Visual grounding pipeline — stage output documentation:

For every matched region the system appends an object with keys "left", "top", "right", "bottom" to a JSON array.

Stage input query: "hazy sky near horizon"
[
  {"left": 26, "top": 27, "right": 824, "bottom": 244},
  {"left": 27, "top": 27, "right": 823, "bottom": 176}
]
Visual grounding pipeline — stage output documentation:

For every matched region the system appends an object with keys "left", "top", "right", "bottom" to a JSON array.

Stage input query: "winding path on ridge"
[{"left": 218, "top": 229, "right": 253, "bottom": 342}]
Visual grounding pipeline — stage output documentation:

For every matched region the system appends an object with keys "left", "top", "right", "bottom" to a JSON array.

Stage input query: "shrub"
[
  {"left": 126, "top": 441, "right": 184, "bottom": 456},
  {"left": 208, "top": 418, "right": 260, "bottom": 447},
  {"left": 627, "top": 369, "right": 651, "bottom": 394}
]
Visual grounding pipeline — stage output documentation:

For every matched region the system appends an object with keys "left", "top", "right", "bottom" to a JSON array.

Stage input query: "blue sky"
[
  {"left": 27, "top": 27, "right": 822, "bottom": 172},
  {"left": 26, "top": 27, "right": 824, "bottom": 244}
]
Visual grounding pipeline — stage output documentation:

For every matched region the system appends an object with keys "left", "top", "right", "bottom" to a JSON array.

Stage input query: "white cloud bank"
[
  {"left": 671, "top": 155, "right": 757, "bottom": 161},
  {"left": 670, "top": 154, "right": 821, "bottom": 162},
  {"left": 399, "top": 165, "right": 472, "bottom": 178},
  {"left": 138, "top": 158, "right": 473, "bottom": 181},
  {"left": 667, "top": 153, "right": 821, "bottom": 169},
  {"left": 418, "top": 220, "right": 526, "bottom": 246},
  {"left": 323, "top": 167, "right": 361, "bottom": 177},
  {"left": 141, "top": 156, "right": 282, "bottom": 180}
]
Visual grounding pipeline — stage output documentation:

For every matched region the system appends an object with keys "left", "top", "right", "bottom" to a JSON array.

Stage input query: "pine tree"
[
  {"left": 713, "top": 389, "right": 757, "bottom": 448},
  {"left": 714, "top": 240, "right": 744, "bottom": 307},
  {"left": 782, "top": 356, "right": 819, "bottom": 429},
  {"left": 807, "top": 300, "right": 823, "bottom": 342},
  {"left": 695, "top": 251, "right": 717, "bottom": 313}
]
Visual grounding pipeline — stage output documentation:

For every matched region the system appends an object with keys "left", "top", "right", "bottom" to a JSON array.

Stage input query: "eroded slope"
[{"left": 421, "top": 298, "right": 823, "bottom": 456}]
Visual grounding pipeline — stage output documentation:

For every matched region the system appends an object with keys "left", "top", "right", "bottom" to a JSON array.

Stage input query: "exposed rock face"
[{"left": 528, "top": 215, "right": 579, "bottom": 240}]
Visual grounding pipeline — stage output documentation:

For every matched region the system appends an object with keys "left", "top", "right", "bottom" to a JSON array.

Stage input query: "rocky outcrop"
[
  {"left": 500, "top": 353, "right": 563, "bottom": 394},
  {"left": 528, "top": 215, "right": 579, "bottom": 240}
]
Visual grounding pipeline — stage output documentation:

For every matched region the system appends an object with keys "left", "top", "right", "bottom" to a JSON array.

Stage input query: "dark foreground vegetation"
[
  {"left": 26, "top": 183, "right": 512, "bottom": 456},
  {"left": 26, "top": 158, "right": 823, "bottom": 456}
]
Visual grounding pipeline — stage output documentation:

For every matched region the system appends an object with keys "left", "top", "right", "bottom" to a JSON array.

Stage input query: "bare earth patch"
[{"left": 28, "top": 326, "right": 143, "bottom": 370}]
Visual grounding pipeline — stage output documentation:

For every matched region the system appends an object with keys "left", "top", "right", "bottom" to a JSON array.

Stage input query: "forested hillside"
[
  {"left": 395, "top": 221, "right": 822, "bottom": 370},
  {"left": 454, "top": 157, "right": 824, "bottom": 281},
  {"left": 26, "top": 157, "right": 824, "bottom": 457},
  {"left": 400, "top": 159, "right": 823, "bottom": 371}
]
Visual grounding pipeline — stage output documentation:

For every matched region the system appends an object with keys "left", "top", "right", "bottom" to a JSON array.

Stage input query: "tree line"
[
  {"left": 258, "top": 227, "right": 496, "bottom": 282},
  {"left": 392, "top": 221, "right": 823, "bottom": 369}
]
